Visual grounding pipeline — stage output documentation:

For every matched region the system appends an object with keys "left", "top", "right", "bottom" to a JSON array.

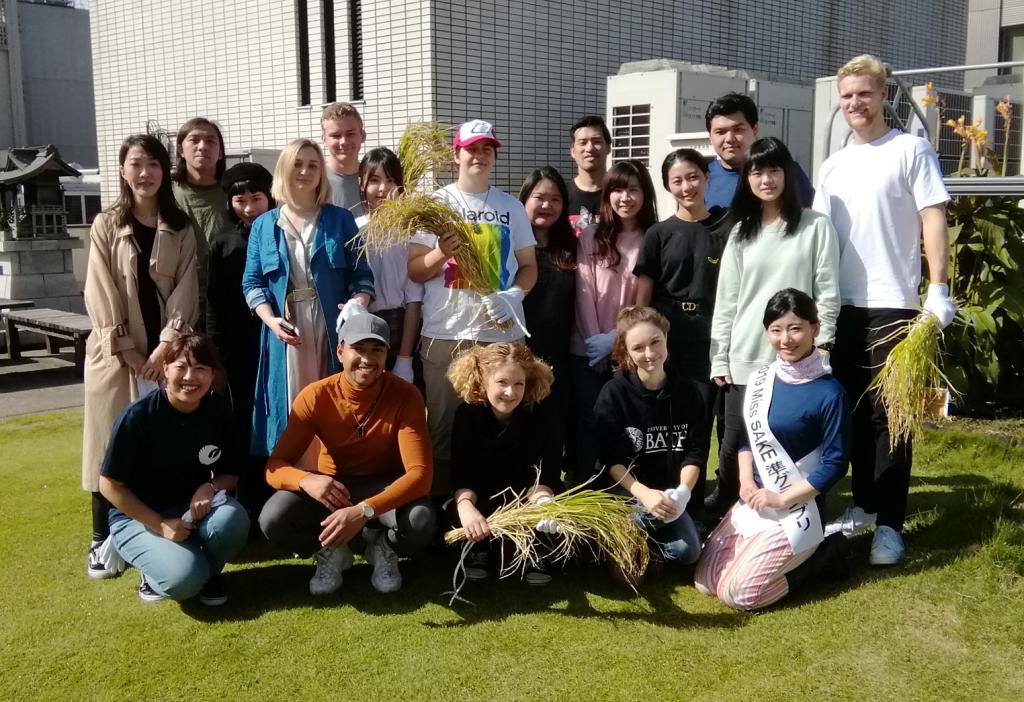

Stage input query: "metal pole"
[{"left": 891, "top": 60, "right": 1024, "bottom": 76}]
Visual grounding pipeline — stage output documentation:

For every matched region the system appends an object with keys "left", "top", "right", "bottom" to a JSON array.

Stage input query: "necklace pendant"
[{"left": 356, "top": 425, "right": 364, "bottom": 438}]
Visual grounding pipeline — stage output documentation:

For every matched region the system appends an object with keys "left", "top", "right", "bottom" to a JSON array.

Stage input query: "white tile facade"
[{"left": 91, "top": 0, "right": 966, "bottom": 202}]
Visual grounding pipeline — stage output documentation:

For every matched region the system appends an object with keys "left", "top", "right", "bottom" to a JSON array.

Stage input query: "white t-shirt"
[
  {"left": 813, "top": 129, "right": 949, "bottom": 309},
  {"left": 409, "top": 184, "right": 535, "bottom": 341},
  {"left": 354, "top": 214, "right": 424, "bottom": 312}
]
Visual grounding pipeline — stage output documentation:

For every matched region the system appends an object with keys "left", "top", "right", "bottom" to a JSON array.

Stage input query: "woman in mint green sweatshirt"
[{"left": 705, "top": 137, "right": 840, "bottom": 519}]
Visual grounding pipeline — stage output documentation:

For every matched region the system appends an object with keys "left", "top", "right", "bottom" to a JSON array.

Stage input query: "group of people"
[{"left": 79, "top": 54, "right": 957, "bottom": 612}]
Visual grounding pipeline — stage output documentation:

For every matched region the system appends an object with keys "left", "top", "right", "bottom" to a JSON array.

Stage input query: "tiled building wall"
[
  {"left": 91, "top": 0, "right": 966, "bottom": 201},
  {"left": 431, "top": 0, "right": 968, "bottom": 191},
  {"left": 90, "top": 0, "right": 433, "bottom": 203}
]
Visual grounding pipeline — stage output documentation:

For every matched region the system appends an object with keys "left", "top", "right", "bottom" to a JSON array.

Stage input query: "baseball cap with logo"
[
  {"left": 453, "top": 120, "right": 502, "bottom": 149},
  {"left": 339, "top": 312, "right": 391, "bottom": 348}
]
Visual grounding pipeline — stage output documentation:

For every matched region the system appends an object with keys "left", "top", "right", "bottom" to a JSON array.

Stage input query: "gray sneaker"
[
  {"left": 309, "top": 545, "right": 354, "bottom": 595},
  {"left": 824, "top": 506, "right": 877, "bottom": 537},
  {"left": 869, "top": 526, "right": 906, "bottom": 566},
  {"left": 364, "top": 531, "right": 402, "bottom": 593}
]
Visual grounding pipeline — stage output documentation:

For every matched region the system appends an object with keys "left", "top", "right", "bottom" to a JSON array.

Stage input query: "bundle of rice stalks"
[
  {"left": 866, "top": 312, "right": 955, "bottom": 450},
  {"left": 396, "top": 121, "right": 453, "bottom": 191},
  {"left": 444, "top": 479, "right": 650, "bottom": 604}
]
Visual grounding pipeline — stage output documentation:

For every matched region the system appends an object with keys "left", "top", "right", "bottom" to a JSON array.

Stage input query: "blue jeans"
[
  {"left": 635, "top": 510, "right": 702, "bottom": 565},
  {"left": 109, "top": 497, "right": 250, "bottom": 601}
]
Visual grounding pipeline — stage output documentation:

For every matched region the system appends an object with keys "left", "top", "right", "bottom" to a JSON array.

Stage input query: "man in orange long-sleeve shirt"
[{"left": 259, "top": 313, "right": 435, "bottom": 596}]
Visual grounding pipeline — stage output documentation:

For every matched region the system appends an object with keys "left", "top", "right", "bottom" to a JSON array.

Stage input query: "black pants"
[
  {"left": 831, "top": 305, "right": 916, "bottom": 531},
  {"left": 662, "top": 306, "right": 713, "bottom": 512},
  {"left": 712, "top": 382, "right": 747, "bottom": 510},
  {"left": 259, "top": 474, "right": 436, "bottom": 557}
]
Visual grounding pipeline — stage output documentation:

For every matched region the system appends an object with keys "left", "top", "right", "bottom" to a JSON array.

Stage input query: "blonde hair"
[
  {"left": 321, "top": 102, "right": 363, "bottom": 127},
  {"left": 611, "top": 306, "right": 671, "bottom": 372},
  {"left": 447, "top": 343, "right": 553, "bottom": 406},
  {"left": 271, "top": 138, "right": 332, "bottom": 208},
  {"left": 837, "top": 54, "right": 888, "bottom": 89}
]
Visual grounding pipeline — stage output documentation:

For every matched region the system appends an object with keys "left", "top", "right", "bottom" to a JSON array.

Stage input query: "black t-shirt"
[
  {"left": 101, "top": 390, "right": 241, "bottom": 512},
  {"left": 523, "top": 247, "right": 575, "bottom": 366},
  {"left": 566, "top": 179, "right": 601, "bottom": 235},
  {"left": 632, "top": 208, "right": 731, "bottom": 309},
  {"left": 451, "top": 402, "right": 564, "bottom": 515},
  {"left": 132, "top": 218, "right": 163, "bottom": 354},
  {"left": 593, "top": 369, "right": 710, "bottom": 490}
]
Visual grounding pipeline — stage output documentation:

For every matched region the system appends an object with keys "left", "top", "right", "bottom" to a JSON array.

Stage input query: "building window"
[
  {"left": 63, "top": 196, "right": 84, "bottom": 225},
  {"left": 321, "top": 0, "right": 336, "bottom": 103},
  {"left": 612, "top": 104, "right": 651, "bottom": 165},
  {"left": 350, "top": 0, "right": 363, "bottom": 101},
  {"left": 295, "top": 0, "right": 311, "bottom": 106}
]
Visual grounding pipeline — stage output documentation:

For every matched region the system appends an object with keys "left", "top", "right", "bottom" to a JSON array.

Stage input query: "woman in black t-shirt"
[
  {"left": 518, "top": 167, "right": 576, "bottom": 478},
  {"left": 446, "top": 343, "right": 562, "bottom": 585},
  {"left": 100, "top": 335, "right": 250, "bottom": 606}
]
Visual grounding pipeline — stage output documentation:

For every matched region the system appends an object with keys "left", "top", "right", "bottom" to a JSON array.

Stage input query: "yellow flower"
[{"left": 921, "top": 82, "right": 937, "bottom": 107}]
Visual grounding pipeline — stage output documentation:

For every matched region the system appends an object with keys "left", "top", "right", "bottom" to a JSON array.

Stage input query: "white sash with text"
[{"left": 735, "top": 363, "right": 824, "bottom": 555}]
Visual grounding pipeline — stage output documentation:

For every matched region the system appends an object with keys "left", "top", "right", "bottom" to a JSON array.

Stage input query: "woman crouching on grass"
[
  {"left": 99, "top": 334, "right": 250, "bottom": 606},
  {"left": 695, "top": 289, "right": 851, "bottom": 610},
  {"left": 593, "top": 306, "right": 709, "bottom": 585},
  {"left": 447, "top": 343, "right": 563, "bottom": 586}
]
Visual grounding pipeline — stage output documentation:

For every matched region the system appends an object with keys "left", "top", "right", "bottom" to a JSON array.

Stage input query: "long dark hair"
[
  {"left": 359, "top": 147, "right": 406, "bottom": 209},
  {"left": 518, "top": 166, "right": 576, "bottom": 271},
  {"left": 762, "top": 288, "right": 820, "bottom": 327},
  {"left": 109, "top": 134, "right": 189, "bottom": 230},
  {"left": 731, "top": 137, "right": 803, "bottom": 242},
  {"left": 172, "top": 117, "right": 227, "bottom": 183},
  {"left": 660, "top": 148, "right": 708, "bottom": 188},
  {"left": 594, "top": 160, "right": 657, "bottom": 268}
]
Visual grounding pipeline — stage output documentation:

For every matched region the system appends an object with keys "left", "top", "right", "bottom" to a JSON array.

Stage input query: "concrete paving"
[{"left": 0, "top": 348, "right": 84, "bottom": 418}]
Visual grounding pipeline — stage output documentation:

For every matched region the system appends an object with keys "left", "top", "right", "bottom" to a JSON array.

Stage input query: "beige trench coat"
[{"left": 80, "top": 211, "right": 198, "bottom": 491}]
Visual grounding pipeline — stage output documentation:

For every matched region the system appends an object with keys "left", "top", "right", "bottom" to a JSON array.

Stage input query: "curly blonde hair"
[
  {"left": 610, "top": 306, "right": 670, "bottom": 371},
  {"left": 447, "top": 343, "right": 553, "bottom": 406}
]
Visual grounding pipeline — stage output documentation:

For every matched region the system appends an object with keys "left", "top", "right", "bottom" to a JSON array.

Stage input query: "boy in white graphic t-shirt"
[
  {"left": 408, "top": 120, "right": 538, "bottom": 495},
  {"left": 813, "top": 55, "right": 955, "bottom": 566}
]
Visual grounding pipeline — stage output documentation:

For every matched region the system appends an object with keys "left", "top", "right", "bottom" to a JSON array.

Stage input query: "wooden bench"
[{"left": 2, "top": 307, "right": 92, "bottom": 376}]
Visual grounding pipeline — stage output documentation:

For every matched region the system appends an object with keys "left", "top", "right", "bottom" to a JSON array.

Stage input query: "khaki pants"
[{"left": 419, "top": 336, "right": 482, "bottom": 496}]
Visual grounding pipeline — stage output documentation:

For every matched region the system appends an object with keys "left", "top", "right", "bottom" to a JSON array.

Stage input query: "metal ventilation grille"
[
  {"left": 612, "top": 104, "right": 651, "bottom": 166},
  {"left": 992, "top": 101, "right": 1022, "bottom": 176}
]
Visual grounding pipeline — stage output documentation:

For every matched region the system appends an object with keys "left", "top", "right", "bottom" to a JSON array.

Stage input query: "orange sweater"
[{"left": 266, "top": 372, "right": 432, "bottom": 515}]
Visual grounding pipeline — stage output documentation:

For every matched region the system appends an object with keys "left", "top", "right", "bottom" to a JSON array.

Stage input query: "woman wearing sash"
[{"left": 695, "top": 289, "right": 850, "bottom": 610}]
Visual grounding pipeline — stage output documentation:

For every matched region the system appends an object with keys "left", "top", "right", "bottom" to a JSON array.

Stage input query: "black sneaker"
[
  {"left": 199, "top": 574, "right": 228, "bottom": 606},
  {"left": 138, "top": 574, "right": 166, "bottom": 603},
  {"left": 464, "top": 551, "right": 489, "bottom": 581},
  {"left": 87, "top": 540, "right": 116, "bottom": 580},
  {"left": 524, "top": 563, "right": 552, "bottom": 586}
]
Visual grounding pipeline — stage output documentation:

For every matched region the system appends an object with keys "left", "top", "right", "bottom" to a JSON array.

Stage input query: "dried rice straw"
[
  {"left": 396, "top": 121, "right": 453, "bottom": 192},
  {"left": 444, "top": 476, "right": 650, "bottom": 605},
  {"left": 866, "top": 311, "right": 955, "bottom": 450}
]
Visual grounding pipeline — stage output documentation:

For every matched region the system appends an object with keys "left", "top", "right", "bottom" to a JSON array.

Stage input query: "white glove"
[
  {"left": 923, "top": 283, "right": 956, "bottom": 329},
  {"left": 534, "top": 495, "right": 561, "bottom": 535},
  {"left": 482, "top": 286, "right": 524, "bottom": 325},
  {"left": 392, "top": 356, "right": 415, "bottom": 383},
  {"left": 95, "top": 534, "right": 127, "bottom": 576},
  {"left": 584, "top": 331, "right": 615, "bottom": 367},
  {"left": 335, "top": 299, "right": 368, "bottom": 337},
  {"left": 662, "top": 484, "right": 691, "bottom": 524}
]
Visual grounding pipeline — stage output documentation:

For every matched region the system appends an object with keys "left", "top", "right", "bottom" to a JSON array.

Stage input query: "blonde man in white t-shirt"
[
  {"left": 408, "top": 120, "right": 538, "bottom": 495},
  {"left": 813, "top": 55, "right": 956, "bottom": 566}
]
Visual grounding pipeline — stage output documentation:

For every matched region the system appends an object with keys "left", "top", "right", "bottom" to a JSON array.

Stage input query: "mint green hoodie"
[{"left": 709, "top": 208, "right": 840, "bottom": 384}]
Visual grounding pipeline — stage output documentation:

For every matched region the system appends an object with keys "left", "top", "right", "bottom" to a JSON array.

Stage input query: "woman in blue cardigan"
[{"left": 243, "top": 139, "right": 374, "bottom": 467}]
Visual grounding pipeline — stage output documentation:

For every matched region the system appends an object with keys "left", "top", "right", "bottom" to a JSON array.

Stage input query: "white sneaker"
[
  {"left": 309, "top": 546, "right": 354, "bottom": 595},
  {"left": 364, "top": 530, "right": 402, "bottom": 593},
  {"left": 824, "top": 506, "right": 877, "bottom": 537},
  {"left": 869, "top": 526, "right": 906, "bottom": 566}
]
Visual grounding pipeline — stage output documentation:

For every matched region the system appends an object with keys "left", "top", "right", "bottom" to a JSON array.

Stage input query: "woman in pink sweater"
[{"left": 570, "top": 159, "right": 658, "bottom": 481}]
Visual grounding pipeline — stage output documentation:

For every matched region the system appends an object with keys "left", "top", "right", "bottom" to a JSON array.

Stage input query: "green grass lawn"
[{"left": 1, "top": 410, "right": 1022, "bottom": 701}]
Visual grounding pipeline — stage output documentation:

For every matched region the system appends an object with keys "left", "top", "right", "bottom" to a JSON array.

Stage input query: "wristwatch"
[{"left": 359, "top": 502, "right": 375, "bottom": 520}]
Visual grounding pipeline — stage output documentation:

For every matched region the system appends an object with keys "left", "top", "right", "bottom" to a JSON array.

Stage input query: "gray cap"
[{"left": 339, "top": 312, "right": 391, "bottom": 348}]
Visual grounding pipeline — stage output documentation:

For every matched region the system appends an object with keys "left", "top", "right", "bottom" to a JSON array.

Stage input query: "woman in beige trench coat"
[{"left": 83, "top": 134, "right": 198, "bottom": 579}]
